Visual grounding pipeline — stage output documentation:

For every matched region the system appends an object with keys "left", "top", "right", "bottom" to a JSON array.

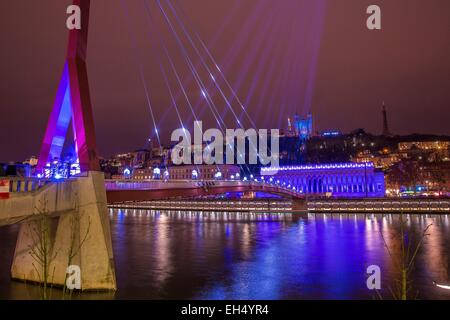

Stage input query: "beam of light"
[
  {"left": 164, "top": 0, "right": 265, "bottom": 158},
  {"left": 243, "top": 15, "right": 279, "bottom": 117},
  {"left": 165, "top": 0, "right": 244, "bottom": 125},
  {"left": 223, "top": 8, "right": 283, "bottom": 124},
  {"left": 180, "top": 0, "right": 327, "bottom": 133},
  {"left": 159, "top": 59, "right": 187, "bottom": 137},
  {"left": 143, "top": 0, "right": 221, "bottom": 175},
  {"left": 133, "top": 0, "right": 269, "bottom": 176},
  {"left": 174, "top": 0, "right": 240, "bottom": 62},
  {"left": 272, "top": 14, "right": 303, "bottom": 129},
  {"left": 119, "top": 0, "right": 164, "bottom": 157},
  {"left": 156, "top": 0, "right": 226, "bottom": 130},
  {"left": 140, "top": 1, "right": 193, "bottom": 156},
  {"left": 221, "top": 11, "right": 279, "bottom": 124},
  {"left": 302, "top": 0, "right": 328, "bottom": 115},
  {"left": 143, "top": 0, "right": 205, "bottom": 130},
  {"left": 173, "top": 0, "right": 271, "bottom": 122},
  {"left": 157, "top": 0, "right": 256, "bottom": 175},
  {"left": 169, "top": 0, "right": 263, "bottom": 130},
  {"left": 250, "top": 12, "right": 291, "bottom": 128},
  {"left": 165, "top": 0, "right": 282, "bottom": 166},
  {"left": 435, "top": 282, "right": 450, "bottom": 290}
]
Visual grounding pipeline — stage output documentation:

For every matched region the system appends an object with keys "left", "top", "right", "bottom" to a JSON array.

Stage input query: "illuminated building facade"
[
  {"left": 320, "top": 130, "right": 342, "bottom": 137},
  {"left": 398, "top": 141, "right": 450, "bottom": 162},
  {"left": 261, "top": 162, "right": 385, "bottom": 197},
  {"left": 168, "top": 165, "right": 240, "bottom": 180},
  {"left": 24, "top": 156, "right": 38, "bottom": 167},
  {"left": 287, "top": 113, "right": 313, "bottom": 140},
  {"left": 353, "top": 150, "right": 401, "bottom": 169},
  {"left": 398, "top": 141, "right": 450, "bottom": 152},
  {"left": 130, "top": 164, "right": 240, "bottom": 180}
]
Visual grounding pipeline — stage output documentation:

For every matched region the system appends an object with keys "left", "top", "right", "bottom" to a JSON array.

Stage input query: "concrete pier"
[{"left": 2, "top": 172, "right": 116, "bottom": 291}]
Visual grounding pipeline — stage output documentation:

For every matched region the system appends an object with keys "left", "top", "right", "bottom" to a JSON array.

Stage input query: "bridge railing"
[{"left": 1, "top": 177, "right": 53, "bottom": 194}]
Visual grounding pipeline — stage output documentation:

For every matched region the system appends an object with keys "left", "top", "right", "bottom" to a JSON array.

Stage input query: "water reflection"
[{"left": 1, "top": 211, "right": 450, "bottom": 299}]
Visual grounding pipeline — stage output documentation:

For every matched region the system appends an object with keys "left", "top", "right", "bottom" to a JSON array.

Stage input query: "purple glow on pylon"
[{"left": 37, "top": 0, "right": 99, "bottom": 174}]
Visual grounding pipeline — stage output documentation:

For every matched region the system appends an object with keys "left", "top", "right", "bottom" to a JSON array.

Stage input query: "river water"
[{"left": 1, "top": 210, "right": 450, "bottom": 300}]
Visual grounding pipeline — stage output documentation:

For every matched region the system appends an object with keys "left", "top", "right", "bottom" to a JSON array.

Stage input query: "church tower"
[{"left": 382, "top": 102, "right": 392, "bottom": 137}]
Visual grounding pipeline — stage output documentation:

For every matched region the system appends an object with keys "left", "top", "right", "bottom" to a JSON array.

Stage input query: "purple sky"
[{"left": 1, "top": 0, "right": 449, "bottom": 162}]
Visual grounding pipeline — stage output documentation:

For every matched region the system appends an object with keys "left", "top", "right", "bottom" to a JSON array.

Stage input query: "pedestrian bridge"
[
  {"left": 105, "top": 179, "right": 304, "bottom": 204},
  {"left": 0, "top": 177, "right": 304, "bottom": 226}
]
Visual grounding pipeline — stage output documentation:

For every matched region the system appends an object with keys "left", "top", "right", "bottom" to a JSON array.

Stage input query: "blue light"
[
  {"left": 261, "top": 162, "right": 374, "bottom": 173},
  {"left": 54, "top": 174, "right": 62, "bottom": 180},
  {"left": 321, "top": 130, "right": 341, "bottom": 137}
]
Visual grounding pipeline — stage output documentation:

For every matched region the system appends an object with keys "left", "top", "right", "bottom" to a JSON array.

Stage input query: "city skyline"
[{"left": 1, "top": 0, "right": 450, "bottom": 162}]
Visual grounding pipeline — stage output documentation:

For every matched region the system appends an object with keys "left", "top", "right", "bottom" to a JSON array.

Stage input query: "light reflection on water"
[{"left": 1, "top": 211, "right": 450, "bottom": 300}]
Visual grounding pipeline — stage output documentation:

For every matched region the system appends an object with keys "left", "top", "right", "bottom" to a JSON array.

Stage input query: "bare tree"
[
  {"left": 379, "top": 214, "right": 432, "bottom": 300},
  {"left": 61, "top": 204, "right": 91, "bottom": 299},
  {"left": 26, "top": 195, "right": 91, "bottom": 300},
  {"left": 27, "top": 198, "right": 57, "bottom": 300}
]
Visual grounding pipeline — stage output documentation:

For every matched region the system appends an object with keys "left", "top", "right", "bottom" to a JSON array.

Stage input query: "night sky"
[{"left": 1, "top": 0, "right": 449, "bottom": 162}]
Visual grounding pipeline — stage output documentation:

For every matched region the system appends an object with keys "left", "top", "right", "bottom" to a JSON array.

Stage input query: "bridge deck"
[
  {"left": 105, "top": 179, "right": 303, "bottom": 204},
  {"left": 0, "top": 178, "right": 77, "bottom": 226},
  {"left": 2, "top": 178, "right": 449, "bottom": 221}
]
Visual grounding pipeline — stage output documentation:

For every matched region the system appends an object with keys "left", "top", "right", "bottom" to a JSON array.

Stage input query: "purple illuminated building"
[{"left": 261, "top": 162, "right": 385, "bottom": 198}]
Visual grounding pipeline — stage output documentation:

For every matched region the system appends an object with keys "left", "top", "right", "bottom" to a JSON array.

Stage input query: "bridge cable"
[
  {"left": 155, "top": 0, "right": 256, "bottom": 176},
  {"left": 164, "top": 0, "right": 279, "bottom": 173},
  {"left": 119, "top": 0, "right": 167, "bottom": 173}
]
